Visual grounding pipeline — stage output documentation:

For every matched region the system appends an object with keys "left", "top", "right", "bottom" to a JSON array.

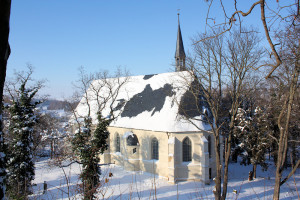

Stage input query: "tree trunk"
[
  {"left": 221, "top": 107, "right": 236, "bottom": 200},
  {"left": 253, "top": 164, "right": 257, "bottom": 179},
  {"left": 50, "top": 140, "right": 53, "bottom": 159},
  {"left": 273, "top": 64, "right": 299, "bottom": 200},
  {"left": 0, "top": 1, "right": 12, "bottom": 199},
  {"left": 213, "top": 134, "right": 221, "bottom": 200},
  {"left": 221, "top": 134, "right": 232, "bottom": 200},
  {"left": 273, "top": 167, "right": 282, "bottom": 200}
]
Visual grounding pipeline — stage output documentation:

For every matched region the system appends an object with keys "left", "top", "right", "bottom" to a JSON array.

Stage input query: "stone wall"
[{"left": 98, "top": 126, "right": 216, "bottom": 184}]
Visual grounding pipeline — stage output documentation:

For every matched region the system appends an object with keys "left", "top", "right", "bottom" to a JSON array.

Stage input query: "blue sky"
[{"left": 7, "top": 1, "right": 265, "bottom": 99}]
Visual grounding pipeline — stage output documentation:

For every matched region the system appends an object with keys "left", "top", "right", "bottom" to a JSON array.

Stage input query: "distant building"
[{"left": 72, "top": 15, "right": 218, "bottom": 184}]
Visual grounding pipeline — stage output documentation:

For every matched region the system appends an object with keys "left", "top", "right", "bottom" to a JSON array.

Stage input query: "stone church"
[{"left": 73, "top": 15, "right": 217, "bottom": 184}]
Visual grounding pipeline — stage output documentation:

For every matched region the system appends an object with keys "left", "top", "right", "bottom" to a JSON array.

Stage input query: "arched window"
[
  {"left": 126, "top": 134, "right": 139, "bottom": 146},
  {"left": 208, "top": 135, "right": 211, "bottom": 158},
  {"left": 115, "top": 133, "right": 120, "bottom": 152},
  {"left": 151, "top": 137, "right": 159, "bottom": 160},
  {"left": 182, "top": 137, "right": 192, "bottom": 162}
]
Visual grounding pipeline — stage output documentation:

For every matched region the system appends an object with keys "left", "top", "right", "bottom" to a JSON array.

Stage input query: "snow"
[
  {"left": 115, "top": 152, "right": 122, "bottom": 156},
  {"left": 0, "top": 152, "right": 5, "bottom": 159},
  {"left": 81, "top": 127, "right": 89, "bottom": 133},
  {"left": 73, "top": 71, "right": 211, "bottom": 133},
  {"left": 201, "top": 136, "right": 208, "bottom": 143},
  {"left": 12, "top": 115, "right": 19, "bottom": 120},
  {"left": 143, "top": 159, "right": 159, "bottom": 163},
  {"left": 236, "top": 125, "right": 246, "bottom": 132},
  {"left": 22, "top": 127, "right": 33, "bottom": 132},
  {"left": 239, "top": 143, "right": 245, "bottom": 148},
  {"left": 122, "top": 131, "right": 134, "bottom": 138},
  {"left": 31, "top": 158, "right": 300, "bottom": 200},
  {"left": 168, "top": 137, "right": 175, "bottom": 144},
  {"left": 16, "top": 141, "right": 23, "bottom": 146}
]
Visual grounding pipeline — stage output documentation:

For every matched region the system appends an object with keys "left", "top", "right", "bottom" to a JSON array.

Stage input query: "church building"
[{"left": 73, "top": 15, "right": 217, "bottom": 184}]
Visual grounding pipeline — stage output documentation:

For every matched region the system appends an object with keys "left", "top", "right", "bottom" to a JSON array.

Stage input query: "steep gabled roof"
[{"left": 73, "top": 71, "right": 211, "bottom": 132}]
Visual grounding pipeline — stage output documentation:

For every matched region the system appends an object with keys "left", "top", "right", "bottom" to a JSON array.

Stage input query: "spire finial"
[{"left": 177, "top": 9, "right": 180, "bottom": 24}]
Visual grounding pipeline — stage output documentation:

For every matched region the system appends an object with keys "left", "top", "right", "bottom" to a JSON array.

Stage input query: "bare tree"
[
  {"left": 177, "top": 28, "right": 262, "bottom": 200},
  {"left": 270, "top": 23, "right": 300, "bottom": 198},
  {"left": 221, "top": 29, "right": 263, "bottom": 199},
  {"left": 37, "top": 112, "right": 65, "bottom": 159},
  {"left": 201, "top": 1, "right": 299, "bottom": 199},
  {"left": 70, "top": 66, "right": 130, "bottom": 126},
  {"left": 0, "top": 1, "right": 11, "bottom": 199},
  {"left": 69, "top": 67, "right": 130, "bottom": 199},
  {"left": 200, "top": 0, "right": 298, "bottom": 77}
]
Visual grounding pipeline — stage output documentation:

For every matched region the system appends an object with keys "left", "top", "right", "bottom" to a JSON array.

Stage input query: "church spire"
[{"left": 175, "top": 13, "right": 186, "bottom": 72}]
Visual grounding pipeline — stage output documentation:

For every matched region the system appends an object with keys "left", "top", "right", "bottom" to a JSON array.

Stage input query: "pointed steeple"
[{"left": 175, "top": 13, "right": 186, "bottom": 72}]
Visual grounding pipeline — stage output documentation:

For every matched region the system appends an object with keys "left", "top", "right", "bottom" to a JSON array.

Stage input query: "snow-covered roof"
[{"left": 73, "top": 71, "right": 211, "bottom": 132}]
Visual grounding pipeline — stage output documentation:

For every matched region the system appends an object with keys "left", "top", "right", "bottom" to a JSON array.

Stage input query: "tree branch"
[
  {"left": 280, "top": 159, "right": 300, "bottom": 186},
  {"left": 260, "top": 1, "right": 282, "bottom": 78}
]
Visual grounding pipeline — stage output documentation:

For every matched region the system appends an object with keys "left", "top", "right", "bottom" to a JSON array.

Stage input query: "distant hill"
[
  {"left": 3, "top": 95, "right": 79, "bottom": 112},
  {"left": 40, "top": 99, "right": 79, "bottom": 111}
]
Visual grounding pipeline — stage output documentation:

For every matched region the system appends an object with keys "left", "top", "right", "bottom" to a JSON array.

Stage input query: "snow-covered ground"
[{"left": 31, "top": 158, "right": 299, "bottom": 200}]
